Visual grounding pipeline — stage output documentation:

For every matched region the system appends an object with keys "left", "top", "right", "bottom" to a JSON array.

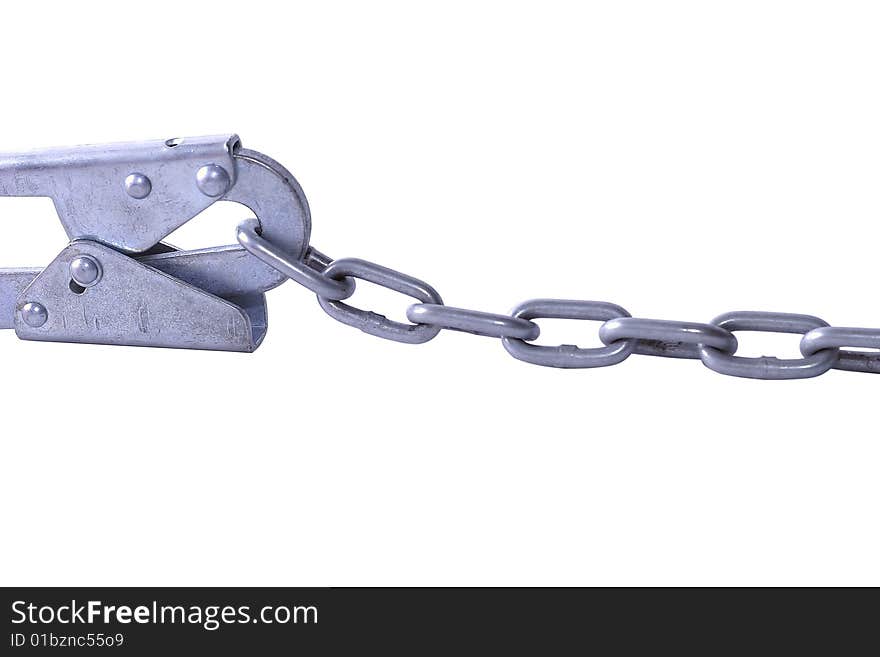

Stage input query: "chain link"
[
  {"left": 502, "top": 299, "right": 637, "bottom": 368},
  {"left": 800, "top": 326, "right": 880, "bottom": 374},
  {"left": 407, "top": 304, "right": 540, "bottom": 340},
  {"left": 317, "top": 257, "right": 443, "bottom": 344},
  {"left": 239, "top": 221, "right": 880, "bottom": 379},
  {"left": 237, "top": 219, "right": 355, "bottom": 300},
  {"left": 698, "top": 312, "right": 838, "bottom": 380},
  {"left": 599, "top": 317, "right": 738, "bottom": 360}
]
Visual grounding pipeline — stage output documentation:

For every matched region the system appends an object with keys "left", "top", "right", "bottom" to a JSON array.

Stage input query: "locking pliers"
[{"left": 0, "top": 135, "right": 310, "bottom": 351}]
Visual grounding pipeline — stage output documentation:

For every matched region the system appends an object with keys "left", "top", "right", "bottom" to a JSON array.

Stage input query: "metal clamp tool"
[
  {"left": 2, "top": 134, "right": 880, "bottom": 378},
  {"left": 0, "top": 135, "right": 310, "bottom": 351}
]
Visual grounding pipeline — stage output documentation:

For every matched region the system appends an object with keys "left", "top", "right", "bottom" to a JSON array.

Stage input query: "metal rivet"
[
  {"left": 70, "top": 256, "right": 103, "bottom": 288},
  {"left": 124, "top": 173, "right": 152, "bottom": 199},
  {"left": 21, "top": 302, "right": 48, "bottom": 328},
  {"left": 196, "top": 164, "right": 230, "bottom": 197}
]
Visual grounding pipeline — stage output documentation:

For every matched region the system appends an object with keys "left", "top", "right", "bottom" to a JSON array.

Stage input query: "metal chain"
[{"left": 237, "top": 222, "right": 880, "bottom": 379}]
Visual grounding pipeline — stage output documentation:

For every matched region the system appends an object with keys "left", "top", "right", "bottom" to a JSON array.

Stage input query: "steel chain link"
[{"left": 237, "top": 222, "right": 880, "bottom": 379}]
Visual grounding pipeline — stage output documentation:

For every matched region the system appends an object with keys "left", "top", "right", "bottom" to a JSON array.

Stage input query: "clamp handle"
[{"left": 0, "top": 135, "right": 241, "bottom": 253}]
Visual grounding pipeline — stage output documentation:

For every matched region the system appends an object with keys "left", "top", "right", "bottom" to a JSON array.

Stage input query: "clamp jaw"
[{"left": 0, "top": 135, "right": 311, "bottom": 351}]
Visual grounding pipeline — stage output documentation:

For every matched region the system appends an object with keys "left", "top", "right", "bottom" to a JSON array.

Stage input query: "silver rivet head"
[
  {"left": 124, "top": 172, "right": 152, "bottom": 199},
  {"left": 196, "top": 164, "right": 230, "bottom": 197},
  {"left": 70, "top": 256, "right": 103, "bottom": 288},
  {"left": 21, "top": 302, "right": 48, "bottom": 328}
]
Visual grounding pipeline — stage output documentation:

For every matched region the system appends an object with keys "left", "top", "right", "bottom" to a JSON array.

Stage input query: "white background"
[{"left": 1, "top": 1, "right": 878, "bottom": 586}]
